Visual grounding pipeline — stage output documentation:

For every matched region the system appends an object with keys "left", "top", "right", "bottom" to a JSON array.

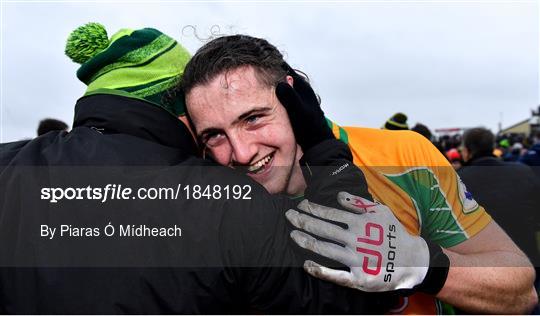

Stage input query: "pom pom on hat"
[{"left": 65, "top": 22, "right": 110, "bottom": 64}]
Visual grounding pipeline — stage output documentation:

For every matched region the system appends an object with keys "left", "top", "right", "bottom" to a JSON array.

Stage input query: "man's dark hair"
[
  {"left": 37, "top": 118, "right": 68, "bottom": 136},
  {"left": 462, "top": 127, "right": 495, "bottom": 159},
  {"left": 411, "top": 123, "right": 432, "bottom": 141},
  {"left": 180, "top": 35, "right": 288, "bottom": 95}
]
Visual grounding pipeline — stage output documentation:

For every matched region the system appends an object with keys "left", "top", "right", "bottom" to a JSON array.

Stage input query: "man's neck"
[{"left": 285, "top": 170, "right": 307, "bottom": 198}]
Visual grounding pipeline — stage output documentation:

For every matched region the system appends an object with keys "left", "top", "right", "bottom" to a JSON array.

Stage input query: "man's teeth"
[{"left": 247, "top": 155, "right": 272, "bottom": 173}]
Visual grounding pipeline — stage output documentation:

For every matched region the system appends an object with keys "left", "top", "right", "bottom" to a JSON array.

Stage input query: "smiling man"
[
  {"left": 187, "top": 65, "right": 304, "bottom": 195},
  {"left": 180, "top": 34, "right": 537, "bottom": 314}
]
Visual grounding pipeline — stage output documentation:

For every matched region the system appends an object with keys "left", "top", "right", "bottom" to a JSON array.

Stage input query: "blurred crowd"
[{"left": 382, "top": 112, "right": 540, "bottom": 173}]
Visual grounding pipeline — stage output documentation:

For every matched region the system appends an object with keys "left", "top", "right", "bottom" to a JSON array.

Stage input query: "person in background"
[
  {"left": 411, "top": 123, "right": 432, "bottom": 141},
  {"left": 382, "top": 112, "right": 409, "bottom": 130},
  {"left": 412, "top": 123, "right": 445, "bottom": 154},
  {"left": 459, "top": 127, "right": 540, "bottom": 311},
  {"left": 445, "top": 147, "right": 463, "bottom": 170},
  {"left": 503, "top": 142, "right": 524, "bottom": 162},
  {"left": 494, "top": 138, "right": 510, "bottom": 159},
  {"left": 37, "top": 118, "right": 68, "bottom": 136},
  {"left": 520, "top": 131, "right": 540, "bottom": 179}
]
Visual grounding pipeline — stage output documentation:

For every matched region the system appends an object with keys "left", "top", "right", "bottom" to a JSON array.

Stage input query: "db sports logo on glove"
[
  {"left": 355, "top": 221, "right": 399, "bottom": 284},
  {"left": 356, "top": 222, "right": 384, "bottom": 276},
  {"left": 286, "top": 192, "right": 449, "bottom": 294}
]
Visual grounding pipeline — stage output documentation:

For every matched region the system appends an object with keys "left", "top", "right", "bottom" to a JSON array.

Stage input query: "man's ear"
[{"left": 286, "top": 75, "right": 294, "bottom": 87}]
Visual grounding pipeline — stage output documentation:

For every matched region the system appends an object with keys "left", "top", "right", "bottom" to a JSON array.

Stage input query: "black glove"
[{"left": 275, "top": 64, "right": 335, "bottom": 152}]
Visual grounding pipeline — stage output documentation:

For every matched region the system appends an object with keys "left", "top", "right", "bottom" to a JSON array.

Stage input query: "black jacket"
[
  {"left": 458, "top": 156, "right": 540, "bottom": 266},
  {"left": 0, "top": 94, "right": 386, "bottom": 314}
]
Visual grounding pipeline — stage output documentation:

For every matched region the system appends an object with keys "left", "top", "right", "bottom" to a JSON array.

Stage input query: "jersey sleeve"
[
  {"left": 341, "top": 126, "right": 492, "bottom": 248},
  {"left": 398, "top": 133, "right": 492, "bottom": 248}
]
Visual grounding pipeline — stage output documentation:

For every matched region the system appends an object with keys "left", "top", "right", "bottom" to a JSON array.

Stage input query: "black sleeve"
[
  {"left": 0, "top": 140, "right": 31, "bottom": 166},
  {"left": 300, "top": 139, "right": 372, "bottom": 209}
]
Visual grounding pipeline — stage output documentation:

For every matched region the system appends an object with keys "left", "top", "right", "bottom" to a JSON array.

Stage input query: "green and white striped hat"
[{"left": 65, "top": 22, "right": 190, "bottom": 117}]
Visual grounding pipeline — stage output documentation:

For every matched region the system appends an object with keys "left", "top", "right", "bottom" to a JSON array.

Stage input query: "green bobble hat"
[
  {"left": 499, "top": 138, "right": 510, "bottom": 148},
  {"left": 383, "top": 112, "right": 409, "bottom": 130},
  {"left": 65, "top": 22, "right": 190, "bottom": 117}
]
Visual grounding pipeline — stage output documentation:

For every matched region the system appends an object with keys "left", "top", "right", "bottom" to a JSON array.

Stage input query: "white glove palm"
[{"left": 286, "top": 191, "right": 430, "bottom": 292}]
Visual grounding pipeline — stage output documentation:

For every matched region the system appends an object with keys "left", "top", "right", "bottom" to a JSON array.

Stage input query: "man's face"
[
  {"left": 461, "top": 146, "right": 470, "bottom": 162},
  {"left": 186, "top": 66, "right": 305, "bottom": 195}
]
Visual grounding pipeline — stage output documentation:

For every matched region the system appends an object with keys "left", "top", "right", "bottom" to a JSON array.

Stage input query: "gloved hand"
[
  {"left": 286, "top": 191, "right": 449, "bottom": 294},
  {"left": 275, "top": 63, "right": 335, "bottom": 152}
]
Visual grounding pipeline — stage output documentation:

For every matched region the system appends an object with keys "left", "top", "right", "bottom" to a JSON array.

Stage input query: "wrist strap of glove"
[
  {"left": 299, "top": 139, "right": 353, "bottom": 184},
  {"left": 299, "top": 139, "right": 371, "bottom": 210},
  {"left": 415, "top": 242, "right": 450, "bottom": 295},
  {"left": 299, "top": 139, "right": 353, "bottom": 167}
]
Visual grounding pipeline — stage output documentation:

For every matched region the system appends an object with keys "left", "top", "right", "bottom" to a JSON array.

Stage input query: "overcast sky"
[{"left": 1, "top": 1, "right": 538, "bottom": 142}]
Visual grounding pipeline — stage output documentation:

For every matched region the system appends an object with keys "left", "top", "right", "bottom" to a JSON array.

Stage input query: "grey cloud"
[{"left": 1, "top": 2, "right": 537, "bottom": 141}]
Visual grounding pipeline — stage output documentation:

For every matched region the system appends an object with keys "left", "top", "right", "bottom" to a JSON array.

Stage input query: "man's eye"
[
  {"left": 203, "top": 132, "right": 225, "bottom": 146},
  {"left": 245, "top": 115, "right": 260, "bottom": 124}
]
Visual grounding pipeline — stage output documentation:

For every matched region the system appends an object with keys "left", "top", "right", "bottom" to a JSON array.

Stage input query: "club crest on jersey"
[{"left": 458, "top": 176, "right": 479, "bottom": 214}]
